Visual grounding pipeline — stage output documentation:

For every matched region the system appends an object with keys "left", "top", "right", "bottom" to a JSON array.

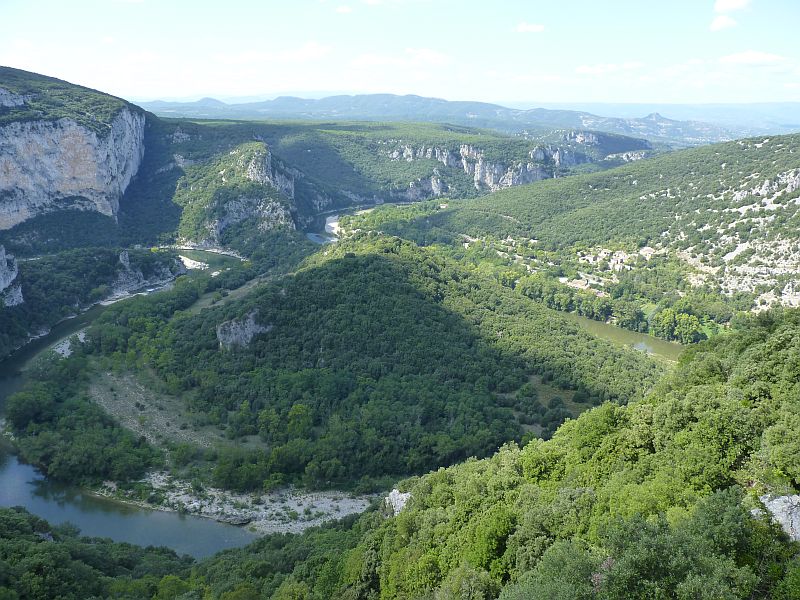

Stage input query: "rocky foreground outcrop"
[
  {"left": 761, "top": 495, "right": 800, "bottom": 542},
  {"left": 0, "top": 106, "right": 145, "bottom": 229}
]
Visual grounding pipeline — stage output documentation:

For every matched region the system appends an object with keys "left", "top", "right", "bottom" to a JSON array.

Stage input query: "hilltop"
[{"left": 141, "top": 92, "right": 736, "bottom": 147}]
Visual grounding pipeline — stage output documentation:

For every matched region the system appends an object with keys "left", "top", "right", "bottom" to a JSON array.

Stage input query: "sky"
[{"left": 1, "top": 0, "right": 798, "bottom": 105}]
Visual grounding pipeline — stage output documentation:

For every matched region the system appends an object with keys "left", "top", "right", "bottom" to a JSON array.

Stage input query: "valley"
[{"left": 0, "top": 58, "right": 799, "bottom": 600}]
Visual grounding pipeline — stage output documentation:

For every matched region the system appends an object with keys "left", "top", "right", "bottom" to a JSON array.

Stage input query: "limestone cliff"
[
  {"left": 194, "top": 142, "right": 297, "bottom": 244},
  {"left": 217, "top": 311, "right": 271, "bottom": 349},
  {"left": 761, "top": 495, "right": 800, "bottom": 542},
  {"left": 111, "top": 249, "right": 184, "bottom": 297},
  {"left": 0, "top": 107, "right": 145, "bottom": 229},
  {"left": 386, "top": 142, "right": 572, "bottom": 194},
  {"left": 0, "top": 245, "right": 22, "bottom": 307},
  {"left": 240, "top": 143, "right": 296, "bottom": 200}
]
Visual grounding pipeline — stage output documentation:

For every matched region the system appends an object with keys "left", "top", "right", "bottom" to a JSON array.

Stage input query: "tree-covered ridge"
[
  {"left": 176, "top": 309, "right": 800, "bottom": 599},
  {"left": 140, "top": 93, "right": 741, "bottom": 147},
  {"left": 366, "top": 133, "right": 800, "bottom": 253},
  {"left": 0, "top": 66, "right": 137, "bottom": 135},
  {"left": 0, "top": 505, "right": 192, "bottom": 600},
  {"left": 170, "top": 141, "right": 295, "bottom": 244},
  {"left": 84, "top": 235, "right": 660, "bottom": 490},
  {"left": 338, "top": 134, "right": 800, "bottom": 336}
]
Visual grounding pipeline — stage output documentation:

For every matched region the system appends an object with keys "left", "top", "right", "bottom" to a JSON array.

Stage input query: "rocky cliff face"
[
  {"left": 217, "top": 311, "right": 271, "bottom": 349},
  {"left": 386, "top": 142, "right": 574, "bottom": 194},
  {"left": 760, "top": 495, "right": 800, "bottom": 542},
  {"left": 0, "top": 107, "right": 145, "bottom": 229},
  {"left": 111, "top": 250, "right": 183, "bottom": 298},
  {"left": 0, "top": 245, "right": 22, "bottom": 307},
  {"left": 240, "top": 144, "right": 296, "bottom": 200}
]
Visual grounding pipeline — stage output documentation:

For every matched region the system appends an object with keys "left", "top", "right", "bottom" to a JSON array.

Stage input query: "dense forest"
[
  {"left": 0, "top": 248, "right": 181, "bottom": 360},
  {"left": 3, "top": 235, "right": 661, "bottom": 491},
  {"left": 1, "top": 309, "right": 798, "bottom": 599},
  {"left": 172, "top": 309, "right": 800, "bottom": 599}
]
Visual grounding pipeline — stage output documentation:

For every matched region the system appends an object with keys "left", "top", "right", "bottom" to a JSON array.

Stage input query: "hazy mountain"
[{"left": 140, "top": 93, "right": 739, "bottom": 148}]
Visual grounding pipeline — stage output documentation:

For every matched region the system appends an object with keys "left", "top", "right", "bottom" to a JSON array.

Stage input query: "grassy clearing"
[{"left": 88, "top": 370, "right": 270, "bottom": 454}]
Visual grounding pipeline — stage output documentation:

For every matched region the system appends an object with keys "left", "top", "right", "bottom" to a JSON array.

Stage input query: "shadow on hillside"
[{"left": 148, "top": 245, "right": 646, "bottom": 485}]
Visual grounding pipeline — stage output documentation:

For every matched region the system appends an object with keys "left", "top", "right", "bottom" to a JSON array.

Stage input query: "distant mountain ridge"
[{"left": 141, "top": 93, "right": 738, "bottom": 147}]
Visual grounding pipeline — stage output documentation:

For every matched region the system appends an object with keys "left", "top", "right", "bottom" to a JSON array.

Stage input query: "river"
[
  {"left": 0, "top": 250, "right": 258, "bottom": 558},
  {"left": 563, "top": 312, "right": 684, "bottom": 362}
]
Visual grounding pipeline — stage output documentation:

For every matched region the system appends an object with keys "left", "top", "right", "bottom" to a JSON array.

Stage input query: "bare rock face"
[
  {"left": 217, "top": 311, "right": 272, "bottom": 350},
  {"left": 761, "top": 495, "right": 800, "bottom": 542},
  {"left": 239, "top": 143, "right": 296, "bottom": 199},
  {"left": 384, "top": 489, "right": 412, "bottom": 516},
  {"left": 384, "top": 141, "right": 579, "bottom": 196},
  {"left": 0, "top": 244, "right": 22, "bottom": 307},
  {"left": 0, "top": 107, "right": 145, "bottom": 229},
  {"left": 111, "top": 250, "right": 182, "bottom": 297},
  {"left": 398, "top": 171, "right": 448, "bottom": 201},
  {"left": 0, "top": 88, "right": 31, "bottom": 108},
  {"left": 0, "top": 245, "right": 18, "bottom": 292},
  {"left": 2, "top": 284, "right": 23, "bottom": 307},
  {"left": 565, "top": 131, "right": 599, "bottom": 146}
]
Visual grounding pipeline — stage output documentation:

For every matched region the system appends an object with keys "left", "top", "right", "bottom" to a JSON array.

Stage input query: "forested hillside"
[
  {"left": 0, "top": 248, "right": 181, "bottom": 359},
  {"left": 2, "top": 309, "right": 799, "bottom": 599},
  {"left": 168, "top": 309, "right": 800, "bottom": 598},
  {"left": 338, "top": 134, "right": 800, "bottom": 342},
  {"left": 8, "top": 236, "right": 657, "bottom": 491}
]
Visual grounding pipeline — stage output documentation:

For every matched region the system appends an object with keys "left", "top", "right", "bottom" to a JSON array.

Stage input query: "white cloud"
[
  {"left": 720, "top": 50, "right": 787, "bottom": 65},
  {"left": 709, "top": 14, "right": 737, "bottom": 31},
  {"left": 714, "top": 0, "right": 749, "bottom": 12},
  {"left": 336, "top": 5, "right": 353, "bottom": 12},
  {"left": 515, "top": 22, "right": 545, "bottom": 33}
]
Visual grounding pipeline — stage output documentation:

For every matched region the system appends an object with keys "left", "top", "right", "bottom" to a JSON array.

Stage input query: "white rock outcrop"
[
  {"left": 216, "top": 311, "right": 271, "bottom": 350},
  {"left": 2, "top": 284, "right": 23, "bottom": 307},
  {"left": 0, "top": 245, "right": 18, "bottom": 292},
  {"left": 0, "top": 107, "right": 145, "bottom": 229},
  {"left": 386, "top": 142, "right": 575, "bottom": 194},
  {"left": 0, "top": 88, "right": 30, "bottom": 108},
  {"left": 111, "top": 250, "right": 181, "bottom": 297},
  {"left": 385, "top": 489, "right": 411, "bottom": 516},
  {"left": 761, "top": 495, "right": 800, "bottom": 541},
  {"left": 241, "top": 144, "right": 296, "bottom": 199}
]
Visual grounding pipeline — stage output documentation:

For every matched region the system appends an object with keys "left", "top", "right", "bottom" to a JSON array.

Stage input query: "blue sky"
[{"left": 1, "top": 0, "right": 798, "bottom": 105}]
